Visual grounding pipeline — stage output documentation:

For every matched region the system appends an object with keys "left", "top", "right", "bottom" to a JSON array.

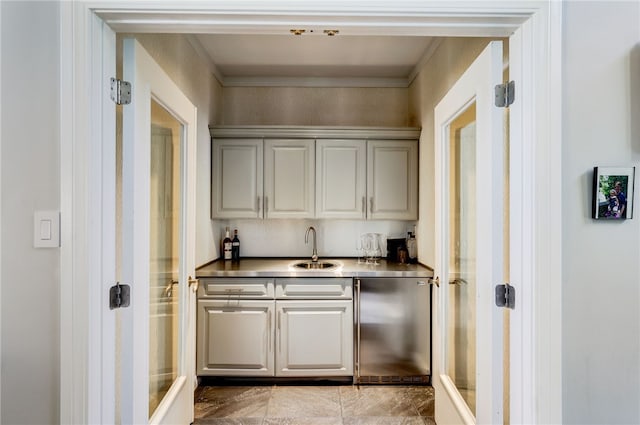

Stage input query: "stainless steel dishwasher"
[{"left": 354, "top": 278, "right": 431, "bottom": 384}]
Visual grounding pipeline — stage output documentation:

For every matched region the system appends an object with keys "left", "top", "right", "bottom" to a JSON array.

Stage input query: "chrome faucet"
[{"left": 305, "top": 226, "right": 318, "bottom": 262}]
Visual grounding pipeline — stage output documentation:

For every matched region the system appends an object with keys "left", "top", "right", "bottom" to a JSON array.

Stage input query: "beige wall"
[
  {"left": 220, "top": 86, "right": 408, "bottom": 126},
  {"left": 213, "top": 85, "right": 413, "bottom": 259},
  {"left": 408, "top": 37, "right": 496, "bottom": 267},
  {"left": 118, "top": 39, "right": 410, "bottom": 264},
  {"left": 121, "top": 35, "right": 498, "bottom": 265}
]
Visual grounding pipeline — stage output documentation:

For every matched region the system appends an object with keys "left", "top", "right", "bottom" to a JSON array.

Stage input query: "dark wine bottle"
[
  {"left": 232, "top": 229, "right": 240, "bottom": 262},
  {"left": 223, "top": 227, "right": 232, "bottom": 260}
]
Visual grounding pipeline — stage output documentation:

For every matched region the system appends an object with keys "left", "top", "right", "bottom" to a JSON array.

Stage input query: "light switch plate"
[{"left": 34, "top": 211, "right": 60, "bottom": 248}]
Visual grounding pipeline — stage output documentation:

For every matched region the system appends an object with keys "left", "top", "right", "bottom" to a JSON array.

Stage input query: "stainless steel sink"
[{"left": 293, "top": 260, "right": 337, "bottom": 270}]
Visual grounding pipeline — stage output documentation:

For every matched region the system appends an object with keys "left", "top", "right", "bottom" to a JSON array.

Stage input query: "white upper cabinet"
[
  {"left": 316, "top": 139, "right": 367, "bottom": 219},
  {"left": 211, "top": 138, "right": 263, "bottom": 219},
  {"left": 210, "top": 127, "right": 420, "bottom": 220},
  {"left": 317, "top": 138, "right": 418, "bottom": 220},
  {"left": 264, "top": 139, "right": 315, "bottom": 219},
  {"left": 367, "top": 140, "right": 418, "bottom": 220}
]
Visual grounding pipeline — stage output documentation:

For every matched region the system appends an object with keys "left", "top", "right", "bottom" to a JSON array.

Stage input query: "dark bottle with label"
[
  {"left": 232, "top": 229, "right": 240, "bottom": 262},
  {"left": 223, "top": 227, "right": 232, "bottom": 261}
]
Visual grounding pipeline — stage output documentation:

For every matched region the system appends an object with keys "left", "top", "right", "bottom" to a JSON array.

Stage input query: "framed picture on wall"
[{"left": 592, "top": 166, "right": 635, "bottom": 220}]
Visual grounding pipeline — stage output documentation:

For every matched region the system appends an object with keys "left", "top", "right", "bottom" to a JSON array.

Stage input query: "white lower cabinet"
[
  {"left": 197, "top": 277, "right": 353, "bottom": 378},
  {"left": 197, "top": 300, "right": 274, "bottom": 376},
  {"left": 276, "top": 300, "right": 353, "bottom": 376}
]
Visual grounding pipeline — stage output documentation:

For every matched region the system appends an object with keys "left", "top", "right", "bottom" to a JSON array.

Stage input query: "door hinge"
[
  {"left": 109, "top": 282, "right": 131, "bottom": 309},
  {"left": 494, "top": 80, "right": 515, "bottom": 108},
  {"left": 495, "top": 283, "right": 515, "bottom": 309},
  {"left": 110, "top": 78, "right": 131, "bottom": 105}
]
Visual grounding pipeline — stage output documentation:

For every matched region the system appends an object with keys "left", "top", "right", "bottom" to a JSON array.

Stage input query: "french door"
[
  {"left": 121, "top": 38, "right": 198, "bottom": 425},
  {"left": 433, "top": 40, "right": 506, "bottom": 425}
]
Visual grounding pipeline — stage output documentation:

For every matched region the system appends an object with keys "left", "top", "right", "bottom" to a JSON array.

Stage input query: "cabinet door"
[
  {"left": 316, "top": 139, "right": 366, "bottom": 219},
  {"left": 197, "top": 300, "right": 274, "bottom": 376},
  {"left": 264, "top": 139, "right": 315, "bottom": 219},
  {"left": 211, "top": 138, "right": 263, "bottom": 219},
  {"left": 367, "top": 140, "right": 418, "bottom": 220},
  {"left": 276, "top": 300, "right": 353, "bottom": 377}
]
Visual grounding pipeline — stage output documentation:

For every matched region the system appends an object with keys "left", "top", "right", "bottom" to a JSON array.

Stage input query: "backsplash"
[{"left": 209, "top": 219, "right": 415, "bottom": 261}]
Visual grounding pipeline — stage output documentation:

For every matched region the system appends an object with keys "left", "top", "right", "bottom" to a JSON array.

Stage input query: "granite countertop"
[{"left": 195, "top": 257, "right": 434, "bottom": 278}]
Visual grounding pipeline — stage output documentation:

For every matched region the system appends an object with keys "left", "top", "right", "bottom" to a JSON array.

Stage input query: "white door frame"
[
  {"left": 59, "top": 2, "right": 563, "bottom": 424},
  {"left": 60, "top": 4, "right": 117, "bottom": 423}
]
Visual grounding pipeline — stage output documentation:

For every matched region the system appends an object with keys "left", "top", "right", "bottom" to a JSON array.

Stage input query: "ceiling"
[
  {"left": 190, "top": 33, "right": 441, "bottom": 87},
  {"left": 98, "top": 4, "right": 527, "bottom": 88}
]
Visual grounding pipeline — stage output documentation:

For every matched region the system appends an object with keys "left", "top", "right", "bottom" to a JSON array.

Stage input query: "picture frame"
[{"left": 592, "top": 166, "right": 635, "bottom": 220}]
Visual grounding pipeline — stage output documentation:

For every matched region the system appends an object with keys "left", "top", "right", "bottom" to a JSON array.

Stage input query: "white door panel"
[
  {"left": 434, "top": 41, "right": 505, "bottom": 425},
  {"left": 122, "top": 38, "right": 197, "bottom": 425}
]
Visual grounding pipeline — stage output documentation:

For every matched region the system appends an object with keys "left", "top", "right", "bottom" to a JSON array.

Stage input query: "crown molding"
[
  {"left": 209, "top": 125, "right": 422, "bottom": 140},
  {"left": 185, "top": 34, "right": 225, "bottom": 84},
  {"left": 408, "top": 38, "right": 443, "bottom": 85},
  {"left": 95, "top": 3, "right": 530, "bottom": 37},
  {"left": 220, "top": 76, "right": 410, "bottom": 88}
]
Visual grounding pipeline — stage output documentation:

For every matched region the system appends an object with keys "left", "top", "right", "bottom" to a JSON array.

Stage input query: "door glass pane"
[
  {"left": 149, "top": 99, "right": 183, "bottom": 418},
  {"left": 447, "top": 103, "right": 477, "bottom": 415}
]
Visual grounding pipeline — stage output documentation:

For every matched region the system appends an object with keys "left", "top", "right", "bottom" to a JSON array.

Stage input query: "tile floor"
[{"left": 193, "top": 383, "right": 435, "bottom": 425}]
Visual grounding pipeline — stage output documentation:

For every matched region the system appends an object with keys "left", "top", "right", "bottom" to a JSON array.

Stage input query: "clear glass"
[
  {"left": 148, "top": 98, "right": 183, "bottom": 418},
  {"left": 446, "top": 103, "right": 477, "bottom": 415},
  {"left": 360, "top": 233, "right": 382, "bottom": 264}
]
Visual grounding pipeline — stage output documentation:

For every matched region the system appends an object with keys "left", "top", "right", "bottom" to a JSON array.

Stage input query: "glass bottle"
[
  {"left": 223, "top": 227, "right": 232, "bottom": 260},
  {"left": 406, "top": 230, "right": 417, "bottom": 262},
  {"left": 231, "top": 229, "right": 240, "bottom": 262}
]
